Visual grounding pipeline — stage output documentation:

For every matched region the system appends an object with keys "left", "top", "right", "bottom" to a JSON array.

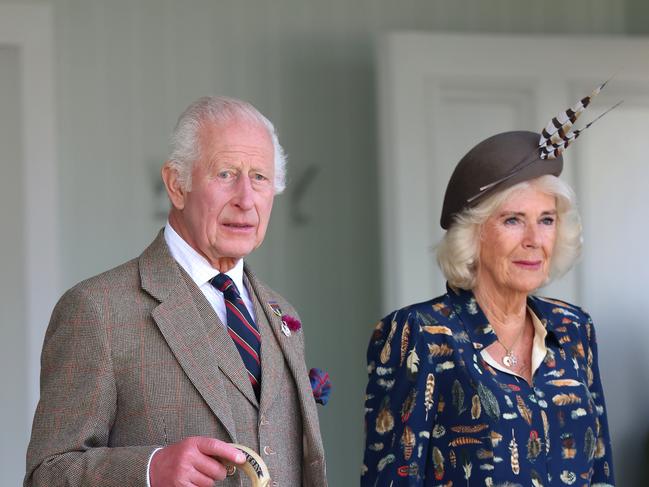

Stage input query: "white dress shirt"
[{"left": 163, "top": 222, "right": 257, "bottom": 324}]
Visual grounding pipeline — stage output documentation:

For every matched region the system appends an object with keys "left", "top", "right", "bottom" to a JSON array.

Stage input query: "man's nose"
[{"left": 232, "top": 175, "right": 254, "bottom": 209}]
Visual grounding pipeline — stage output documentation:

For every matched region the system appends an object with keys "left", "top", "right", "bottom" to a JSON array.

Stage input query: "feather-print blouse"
[{"left": 362, "top": 285, "right": 614, "bottom": 486}]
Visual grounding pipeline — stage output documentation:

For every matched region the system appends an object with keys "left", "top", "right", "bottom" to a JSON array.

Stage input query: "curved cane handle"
[{"left": 222, "top": 443, "right": 271, "bottom": 487}]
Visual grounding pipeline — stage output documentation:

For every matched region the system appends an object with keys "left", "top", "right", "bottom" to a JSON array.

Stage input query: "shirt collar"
[
  {"left": 446, "top": 284, "right": 497, "bottom": 351},
  {"left": 526, "top": 296, "right": 573, "bottom": 347},
  {"left": 164, "top": 222, "right": 245, "bottom": 291},
  {"left": 446, "top": 283, "right": 561, "bottom": 352}
]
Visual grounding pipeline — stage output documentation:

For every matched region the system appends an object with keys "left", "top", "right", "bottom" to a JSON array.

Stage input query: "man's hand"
[{"left": 150, "top": 437, "right": 246, "bottom": 487}]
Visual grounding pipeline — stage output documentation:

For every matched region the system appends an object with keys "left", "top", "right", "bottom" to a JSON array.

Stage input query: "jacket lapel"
[
  {"left": 139, "top": 231, "right": 238, "bottom": 439},
  {"left": 188, "top": 273, "right": 259, "bottom": 408}
]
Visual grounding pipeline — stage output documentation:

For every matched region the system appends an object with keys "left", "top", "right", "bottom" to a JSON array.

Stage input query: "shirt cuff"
[{"left": 146, "top": 447, "right": 164, "bottom": 487}]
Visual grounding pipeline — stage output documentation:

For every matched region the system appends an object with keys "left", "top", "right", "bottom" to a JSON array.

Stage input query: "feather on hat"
[{"left": 440, "top": 81, "right": 621, "bottom": 229}]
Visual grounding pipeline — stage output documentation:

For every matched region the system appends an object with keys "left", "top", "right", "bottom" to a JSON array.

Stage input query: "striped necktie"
[{"left": 210, "top": 273, "right": 261, "bottom": 398}]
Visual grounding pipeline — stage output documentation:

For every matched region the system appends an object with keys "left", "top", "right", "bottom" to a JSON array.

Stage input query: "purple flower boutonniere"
[
  {"left": 309, "top": 367, "right": 331, "bottom": 406},
  {"left": 280, "top": 314, "right": 301, "bottom": 337}
]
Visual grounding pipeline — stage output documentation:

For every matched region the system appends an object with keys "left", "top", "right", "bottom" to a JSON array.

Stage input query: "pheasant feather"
[
  {"left": 380, "top": 320, "right": 397, "bottom": 364},
  {"left": 539, "top": 79, "right": 621, "bottom": 160},
  {"left": 509, "top": 430, "right": 520, "bottom": 475},
  {"left": 432, "top": 446, "right": 445, "bottom": 480},
  {"left": 452, "top": 379, "right": 466, "bottom": 415},
  {"left": 474, "top": 79, "right": 622, "bottom": 198},
  {"left": 471, "top": 394, "right": 482, "bottom": 420},
  {"left": 424, "top": 373, "right": 435, "bottom": 420},
  {"left": 400, "top": 321, "right": 410, "bottom": 366},
  {"left": 539, "top": 81, "right": 607, "bottom": 147},
  {"left": 477, "top": 382, "right": 500, "bottom": 421},
  {"left": 401, "top": 388, "right": 418, "bottom": 422},
  {"left": 516, "top": 395, "right": 533, "bottom": 426}
]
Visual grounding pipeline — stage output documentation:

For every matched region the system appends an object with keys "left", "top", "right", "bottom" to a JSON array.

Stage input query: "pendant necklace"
[{"left": 496, "top": 320, "right": 528, "bottom": 368}]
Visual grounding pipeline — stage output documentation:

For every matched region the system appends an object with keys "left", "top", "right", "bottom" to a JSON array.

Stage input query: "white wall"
[
  {"left": 0, "top": 44, "right": 28, "bottom": 487},
  {"left": 0, "top": 0, "right": 634, "bottom": 485}
]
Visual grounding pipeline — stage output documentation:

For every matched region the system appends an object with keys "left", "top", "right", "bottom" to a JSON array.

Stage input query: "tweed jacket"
[{"left": 25, "top": 232, "right": 327, "bottom": 487}]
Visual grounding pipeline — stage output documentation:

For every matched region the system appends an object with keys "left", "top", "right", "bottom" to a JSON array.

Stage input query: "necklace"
[{"left": 495, "top": 320, "right": 528, "bottom": 368}]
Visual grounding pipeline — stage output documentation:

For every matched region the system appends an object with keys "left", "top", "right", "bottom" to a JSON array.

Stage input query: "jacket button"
[
  {"left": 225, "top": 465, "right": 237, "bottom": 476},
  {"left": 259, "top": 414, "right": 270, "bottom": 426},
  {"left": 263, "top": 445, "right": 275, "bottom": 455}
]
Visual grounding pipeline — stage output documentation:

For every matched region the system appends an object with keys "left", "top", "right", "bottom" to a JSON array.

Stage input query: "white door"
[
  {"left": 0, "top": 5, "right": 58, "bottom": 486},
  {"left": 378, "top": 32, "right": 649, "bottom": 485}
]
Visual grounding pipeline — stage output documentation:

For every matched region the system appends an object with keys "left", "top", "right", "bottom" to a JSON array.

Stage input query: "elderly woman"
[{"left": 362, "top": 126, "right": 615, "bottom": 486}]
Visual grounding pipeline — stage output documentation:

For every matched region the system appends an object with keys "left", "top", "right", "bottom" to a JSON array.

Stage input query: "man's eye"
[
  {"left": 253, "top": 173, "right": 267, "bottom": 181},
  {"left": 217, "top": 170, "right": 232, "bottom": 179}
]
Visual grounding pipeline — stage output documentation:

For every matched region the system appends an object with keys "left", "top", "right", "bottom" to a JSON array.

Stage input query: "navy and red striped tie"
[{"left": 211, "top": 273, "right": 261, "bottom": 398}]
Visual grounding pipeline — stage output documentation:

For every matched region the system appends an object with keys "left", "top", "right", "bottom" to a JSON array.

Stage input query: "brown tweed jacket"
[{"left": 25, "top": 232, "right": 327, "bottom": 486}]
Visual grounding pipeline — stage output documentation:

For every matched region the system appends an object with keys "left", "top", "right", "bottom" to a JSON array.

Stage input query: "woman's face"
[{"left": 476, "top": 186, "right": 557, "bottom": 296}]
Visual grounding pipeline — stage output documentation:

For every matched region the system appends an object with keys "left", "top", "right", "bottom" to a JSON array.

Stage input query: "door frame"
[
  {"left": 0, "top": 4, "right": 59, "bottom": 421},
  {"left": 377, "top": 31, "right": 649, "bottom": 313}
]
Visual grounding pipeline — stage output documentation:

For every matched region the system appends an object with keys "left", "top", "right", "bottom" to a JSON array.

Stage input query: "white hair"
[
  {"left": 167, "top": 96, "right": 287, "bottom": 193},
  {"left": 436, "top": 175, "right": 582, "bottom": 290}
]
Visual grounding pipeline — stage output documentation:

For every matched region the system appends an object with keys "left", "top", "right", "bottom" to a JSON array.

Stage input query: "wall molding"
[{"left": 0, "top": 4, "right": 59, "bottom": 420}]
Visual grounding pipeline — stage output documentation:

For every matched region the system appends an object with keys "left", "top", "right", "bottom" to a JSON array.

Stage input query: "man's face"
[{"left": 167, "top": 118, "right": 275, "bottom": 271}]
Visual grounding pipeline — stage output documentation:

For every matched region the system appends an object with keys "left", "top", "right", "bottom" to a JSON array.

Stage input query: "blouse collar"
[{"left": 445, "top": 283, "right": 563, "bottom": 352}]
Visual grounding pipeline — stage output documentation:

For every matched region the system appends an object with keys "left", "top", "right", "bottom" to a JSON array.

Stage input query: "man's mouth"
[{"left": 223, "top": 222, "right": 255, "bottom": 229}]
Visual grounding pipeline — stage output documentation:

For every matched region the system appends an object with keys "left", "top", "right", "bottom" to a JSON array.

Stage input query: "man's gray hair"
[
  {"left": 436, "top": 175, "right": 582, "bottom": 290},
  {"left": 167, "top": 96, "right": 287, "bottom": 193}
]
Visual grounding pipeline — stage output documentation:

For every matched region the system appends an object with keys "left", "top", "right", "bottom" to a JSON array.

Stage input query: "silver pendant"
[
  {"left": 502, "top": 351, "right": 517, "bottom": 368},
  {"left": 281, "top": 320, "right": 291, "bottom": 337}
]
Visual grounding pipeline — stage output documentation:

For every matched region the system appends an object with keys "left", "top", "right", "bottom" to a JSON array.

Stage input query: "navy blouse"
[{"left": 362, "top": 285, "right": 615, "bottom": 486}]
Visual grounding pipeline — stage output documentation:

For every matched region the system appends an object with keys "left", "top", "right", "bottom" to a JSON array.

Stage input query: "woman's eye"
[
  {"left": 541, "top": 217, "right": 555, "bottom": 225},
  {"left": 504, "top": 216, "right": 519, "bottom": 225}
]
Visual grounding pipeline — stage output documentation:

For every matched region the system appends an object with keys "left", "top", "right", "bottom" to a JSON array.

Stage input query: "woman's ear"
[{"left": 161, "top": 162, "right": 186, "bottom": 210}]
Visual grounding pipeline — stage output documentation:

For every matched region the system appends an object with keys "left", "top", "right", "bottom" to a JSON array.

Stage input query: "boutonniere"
[
  {"left": 268, "top": 301, "right": 301, "bottom": 337},
  {"left": 309, "top": 367, "right": 331, "bottom": 406},
  {"left": 281, "top": 314, "right": 301, "bottom": 337}
]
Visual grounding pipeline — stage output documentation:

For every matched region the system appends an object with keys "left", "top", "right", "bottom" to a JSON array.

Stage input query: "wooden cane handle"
[{"left": 222, "top": 443, "right": 271, "bottom": 487}]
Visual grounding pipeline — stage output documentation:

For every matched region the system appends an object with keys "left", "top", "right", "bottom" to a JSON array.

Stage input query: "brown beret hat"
[{"left": 439, "top": 131, "right": 563, "bottom": 229}]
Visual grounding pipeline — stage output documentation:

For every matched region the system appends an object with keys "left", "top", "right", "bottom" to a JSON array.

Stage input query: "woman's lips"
[{"left": 513, "top": 260, "right": 542, "bottom": 269}]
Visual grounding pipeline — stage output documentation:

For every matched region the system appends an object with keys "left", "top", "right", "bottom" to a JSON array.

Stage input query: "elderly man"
[{"left": 25, "top": 97, "right": 327, "bottom": 487}]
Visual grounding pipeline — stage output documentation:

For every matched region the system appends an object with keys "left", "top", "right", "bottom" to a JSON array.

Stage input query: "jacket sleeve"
[
  {"left": 361, "top": 310, "right": 437, "bottom": 486},
  {"left": 24, "top": 287, "right": 157, "bottom": 487},
  {"left": 582, "top": 314, "right": 616, "bottom": 485}
]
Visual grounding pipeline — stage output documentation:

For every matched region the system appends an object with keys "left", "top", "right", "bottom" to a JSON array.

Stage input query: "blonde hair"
[{"left": 436, "top": 175, "right": 582, "bottom": 290}]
